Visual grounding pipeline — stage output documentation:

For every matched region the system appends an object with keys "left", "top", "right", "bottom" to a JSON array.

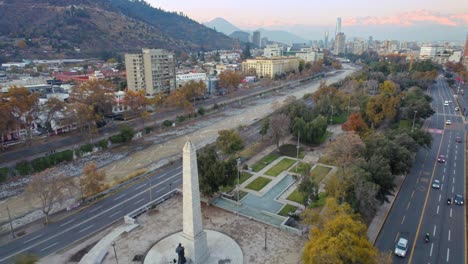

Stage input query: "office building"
[
  {"left": 252, "top": 31, "right": 261, "bottom": 47},
  {"left": 334, "top": 33, "right": 346, "bottom": 55},
  {"left": 241, "top": 57, "right": 299, "bottom": 79},
  {"left": 263, "top": 44, "right": 283, "bottom": 58},
  {"left": 125, "top": 49, "right": 176, "bottom": 96}
]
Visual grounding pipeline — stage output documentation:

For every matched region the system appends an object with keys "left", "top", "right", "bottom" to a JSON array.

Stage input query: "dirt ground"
[{"left": 41, "top": 194, "right": 306, "bottom": 264}]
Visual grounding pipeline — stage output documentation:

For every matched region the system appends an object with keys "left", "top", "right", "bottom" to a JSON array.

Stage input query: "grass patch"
[
  {"left": 278, "top": 144, "right": 305, "bottom": 159},
  {"left": 251, "top": 152, "right": 280, "bottom": 172},
  {"left": 240, "top": 172, "right": 253, "bottom": 184},
  {"left": 287, "top": 189, "right": 305, "bottom": 204},
  {"left": 219, "top": 172, "right": 253, "bottom": 193},
  {"left": 245, "top": 177, "right": 272, "bottom": 191},
  {"left": 278, "top": 204, "right": 299, "bottom": 216},
  {"left": 309, "top": 193, "right": 327, "bottom": 208},
  {"left": 399, "top": 119, "right": 412, "bottom": 130},
  {"left": 332, "top": 113, "right": 348, "bottom": 124},
  {"left": 290, "top": 162, "right": 310, "bottom": 174},
  {"left": 311, "top": 165, "right": 332, "bottom": 183},
  {"left": 265, "top": 158, "right": 296, "bottom": 177},
  {"left": 238, "top": 142, "right": 262, "bottom": 160}
]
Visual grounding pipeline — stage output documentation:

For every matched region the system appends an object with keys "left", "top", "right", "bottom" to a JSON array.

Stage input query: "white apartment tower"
[{"left": 125, "top": 48, "right": 176, "bottom": 96}]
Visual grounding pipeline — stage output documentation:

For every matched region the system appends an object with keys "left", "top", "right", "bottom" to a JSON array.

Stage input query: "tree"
[
  {"left": 119, "top": 125, "right": 135, "bottom": 142},
  {"left": 269, "top": 114, "right": 290, "bottom": 148},
  {"left": 360, "top": 154, "right": 394, "bottom": 203},
  {"left": 80, "top": 161, "right": 107, "bottom": 198},
  {"left": 259, "top": 117, "right": 270, "bottom": 140},
  {"left": 325, "top": 132, "right": 364, "bottom": 171},
  {"left": 297, "top": 163, "right": 319, "bottom": 205},
  {"left": 123, "top": 90, "right": 149, "bottom": 120},
  {"left": 26, "top": 169, "right": 74, "bottom": 224},
  {"left": 69, "top": 80, "right": 115, "bottom": 119},
  {"left": 44, "top": 97, "right": 66, "bottom": 132},
  {"left": 0, "top": 96, "right": 16, "bottom": 149},
  {"left": 342, "top": 112, "right": 369, "bottom": 137},
  {"left": 67, "top": 102, "right": 98, "bottom": 141},
  {"left": 298, "top": 60, "right": 305, "bottom": 73},
  {"left": 197, "top": 146, "right": 237, "bottom": 200},
  {"left": 302, "top": 198, "right": 378, "bottom": 264},
  {"left": 218, "top": 70, "right": 243, "bottom": 94},
  {"left": 216, "top": 129, "right": 244, "bottom": 154}
]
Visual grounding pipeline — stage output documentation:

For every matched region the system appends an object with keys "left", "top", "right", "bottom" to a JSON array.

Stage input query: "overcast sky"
[{"left": 147, "top": 0, "right": 468, "bottom": 29}]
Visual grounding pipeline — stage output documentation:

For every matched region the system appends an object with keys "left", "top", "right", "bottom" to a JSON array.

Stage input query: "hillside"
[{"left": 0, "top": 0, "right": 234, "bottom": 60}]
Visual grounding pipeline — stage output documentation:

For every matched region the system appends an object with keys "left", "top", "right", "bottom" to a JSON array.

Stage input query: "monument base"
[{"left": 144, "top": 230, "right": 243, "bottom": 264}]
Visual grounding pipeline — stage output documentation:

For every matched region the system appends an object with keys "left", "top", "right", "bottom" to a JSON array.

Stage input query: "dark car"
[
  {"left": 437, "top": 155, "right": 446, "bottom": 163},
  {"left": 456, "top": 137, "right": 462, "bottom": 143},
  {"left": 454, "top": 194, "right": 464, "bottom": 205}
]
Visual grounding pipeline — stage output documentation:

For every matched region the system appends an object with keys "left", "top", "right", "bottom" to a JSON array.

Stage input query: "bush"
[
  {"left": 109, "top": 134, "right": 123, "bottom": 143},
  {"left": 97, "top": 139, "right": 108, "bottom": 149},
  {"left": 242, "top": 164, "right": 248, "bottom": 170},
  {"left": 50, "top": 150, "right": 74, "bottom": 164},
  {"left": 119, "top": 125, "right": 135, "bottom": 142},
  {"left": 0, "top": 167, "right": 10, "bottom": 183},
  {"left": 198, "top": 107, "right": 206, "bottom": 116},
  {"left": 176, "top": 115, "right": 187, "bottom": 123},
  {"left": 144, "top": 126, "right": 153, "bottom": 134},
  {"left": 213, "top": 103, "right": 220, "bottom": 110},
  {"left": 15, "top": 161, "right": 32, "bottom": 176},
  {"left": 162, "top": 120, "right": 173, "bottom": 127},
  {"left": 31, "top": 157, "right": 51, "bottom": 172},
  {"left": 79, "top": 144, "right": 94, "bottom": 154}
]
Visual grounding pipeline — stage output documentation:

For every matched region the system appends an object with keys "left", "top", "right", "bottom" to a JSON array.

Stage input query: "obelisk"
[{"left": 182, "top": 140, "right": 209, "bottom": 264}]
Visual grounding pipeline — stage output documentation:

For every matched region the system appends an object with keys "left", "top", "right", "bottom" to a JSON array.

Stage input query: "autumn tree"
[
  {"left": 6, "top": 87, "right": 40, "bottom": 145},
  {"left": 218, "top": 70, "right": 243, "bottom": 94},
  {"left": 269, "top": 114, "right": 290, "bottom": 148},
  {"left": 0, "top": 96, "right": 16, "bottom": 148},
  {"left": 44, "top": 97, "right": 66, "bottom": 132},
  {"left": 302, "top": 198, "right": 378, "bottom": 264},
  {"left": 123, "top": 90, "right": 149, "bottom": 121},
  {"left": 69, "top": 80, "right": 115, "bottom": 119},
  {"left": 325, "top": 131, "right": 364, "bottom": 171},
  {"left": 26, "top": 169, "right": 74, "bottom": 224},
  {"left": 67, "top": 102, "right": 98, "bottom": 141},
  {"left": 342, "top": 112, "right": 369, "bottom": 137},
  {"left": 216, "top": 129, "right": 244, "bottom": 154},
  {"left": 80, "top": 161, "right": 107, "bottom": 198}
]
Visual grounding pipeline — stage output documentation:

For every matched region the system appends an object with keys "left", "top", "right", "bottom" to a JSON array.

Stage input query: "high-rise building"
[
  {"left": 125, "top": 48, "right": 176, "bottom": 96},
  {"left": 464, "top": 34, "right": 468, "bottom": 69},
  {"left": 252, "top": 31, "right": 261, "bottom": 47},
  {"left": 334, "top": 33, "right": 346, "bottom": 55},
  {"left": 324, "top": 31, "right": 329, "bottom": 49},
  {"left": 263, "top": 44, "right": 283, "bottom": 58},
  {"left": 335, "top": 17, "right": 342, "bottom": 36}
]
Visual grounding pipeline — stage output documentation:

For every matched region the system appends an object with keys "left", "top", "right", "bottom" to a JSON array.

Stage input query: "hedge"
[{"left": 15, "top": 161, "right": 32, "bottom": 176}]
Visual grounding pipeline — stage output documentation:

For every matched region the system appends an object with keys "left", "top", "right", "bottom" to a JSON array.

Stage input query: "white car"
[
  {"left": 455, "top": 107, "right": 460, "bottom": 111},
  {"left": 432, "top": 179, "right": 440, "bottom": 189},
  {"left": 446, "top": 120, "right": 451, "bottom": 125},
  {"left": 395, "top": 238, "right": 408, "bottom": 257}
]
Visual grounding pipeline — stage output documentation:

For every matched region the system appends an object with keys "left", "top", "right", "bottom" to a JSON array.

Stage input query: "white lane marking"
[
  {"left": 448, "top": 230, "right": 451, "bottom": 241},
  {"left": 433, "top": 225, "right": 437, "bottom": 236},
  {"left": 78, "top": 224, "right": 95, "bottom": 233},
  {"left": 134, "top": 198, "right": 145, "bottom": 205},
  {"left": 437, "top": 205, "right": 440, "bottom": 214},
  {"left": 40, "top": 242, "right": 58, "bottom": 252},
  {"left": 450, "top": 208, "right": 453, "bottom": 218},
  {"left": 439, "top": 194, "right": 442, "bottom": 202},
  {"left": 114, "top": 194, "right": 125, "bottom": 201},
  {"left": 23, "top": 235, "right": 42, "bottom": 244},
  {"left": 135, "top": 183, "right": 147, "bottom": 190},
  {"left": 447, "top": 248, "right": 450, "bottom": 262},
  {"left": 453, "top": 178, "right": 455, "bottom": 184},
  {"left": 108, "top": 210, "right": 122, "bottom": 218},
  {"left": 444, "top": 168, "right": 446, "bottom": 173},
  {"left": 59, "top": 219, "right": 75, "bottom": 227},
  {"left": 0, "top": 172, "right": 181, "bottom": 262},
  {"left": 452, "top": 186, "right": 454, "bottom": 193},
  {"left": 443, "top": 175, "right": 445, "bottom": 181},
  {"left": 455, "top": 155, "right": 457, "bottom": 161},
  {"left": 454, "top": 163, "right": 456, "bottom": 168},
  {"left": 430, "top": 243, "right": 434, "bottom": 257},
  {"left": 89, "top": 205, "right": 103, "bottom": 213},
  {"left": 441, "top": 184, "right": 444, "bottom": 191}
]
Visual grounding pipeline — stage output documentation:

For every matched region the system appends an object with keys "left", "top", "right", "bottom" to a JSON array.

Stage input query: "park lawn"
[
  {"left": 278, "top": 144, "right": 305, "bottom": 159},
  {"left": 245, "top": 177, "right": 272, "bottom": 191},
  {"left": 287, "top": 189, "right": 305, "bottom": 204},
  {"left": 332, "top": 113, "right": 348, "bottom": 124},
  {"left": 219, "top": 173, "right": 253, "bottom": 193},
  {"left": 290, "top": 162, "right": 310, "bottom": 174},
  {"left": 240, "top": 172, "right": 253, "bottom": 184},
  {"left": 265, "top": 158, "right": 297, "bottom": 177},
  {"left": 311, "top": 165, "right": 331, "bottom": 183},
  {"left": 309, "top": 193, "right": 327, "bottom": 208},
  {"left": 251, "top": 152, "right": 280, "bottom": 172},
  {"left": 399, "top": 119, "right": 412, "bottom": 130},
  {"left": 278, "top": 204, "right": 299, "bottom": 216}
]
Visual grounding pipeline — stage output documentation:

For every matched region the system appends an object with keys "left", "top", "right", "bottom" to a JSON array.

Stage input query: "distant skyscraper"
[
  {"left": 368, "top": 36, "right": 373, "bottom": 50},
  {"left": 324, "top": 31, "right": 329, "bottom": 49},
  {"left": 334, "top": 33, "right": 346, "bottom": 55},
  {"left": 335, "top": 17, "right": 342, "bottom": 36},
  {"left": 252, "top": 31, "right": 261, "bottom": 47}
]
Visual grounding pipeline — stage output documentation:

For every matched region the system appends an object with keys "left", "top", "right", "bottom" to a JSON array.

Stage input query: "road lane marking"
[
  {"left": 114, "top": 194, "right": 125, "bottom": 201},
  {"left": 452, "top": 186, "right": 454, "bottom": 193},
  {"left": 450, "top": 208, "right": 453, "bottom": 218},
  {"left": 89, "top": 205, "right": 103, "bottom": 213},
  {"left": 40, "top": 242, "right": 58, "bottom": 252},
  {"left": 448, "top": 230, "right": 451, "bottom": 241},
  {"left": 441, "top": 184, "right": 444, "bottom": 191},
  {"left": 407, "top": 201, "right": 411, "bottom": 210},
  {"left": 23, "top": 235, "right": 42, "bottom": 244},
  {"left": 453, "top": 178, "right": 455, "bottom": 184},
  {"left": 439, "top": 194, "right": 442, "bottom": 202},
  {"left": 430, "top": 243, "right": 434, "bottom": 257},
  {"left": 454, "top": 163, "right": 456, "bottom": 168},
  {"left": 59, "top": 219, "right": 75, "bottom": 227},
  {"left": 134, "top": 198, "right": 145, "bottom": 205},
  {"left": 443, "top": 175, "right": 445, "bottom": 181},
  {"left": 437, "top": 205, "right": 439, "bottom": 215},
  {"left": 108, "top": 210, "right": 122, "bottom": 218},
  {"left": 135, "top": 184, "right": 147, "bottom": 190},
  {"left": 78, "top": 224, "right": 95, "bottom": 233},
  {"left": 0, "top": 172, "right": 181, "bottom": 262},
  {"left": 454, "top": 170, "right": 456, "bottom": 175},
  {"left": 447, "top": 248, "right": 450, "bottom": 262},
  {"left": 433, "top": 225, "right": 437, "bottom": 236},
  {"left": 401, "top": 215, "right": 406, "bottom": 224},
  {"left": 411, "top": 191, "right": 415, "bottom": 198},
  {"left": 444, "top": 168, "right": 446, "bottom": 173},
  {"left": 395, "top": 232, "right": 400, "bottom": 242}
]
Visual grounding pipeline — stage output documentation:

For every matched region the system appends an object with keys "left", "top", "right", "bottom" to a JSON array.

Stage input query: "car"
[
  {"left": 444, "top": 102, "right": 449, "bottom": 106},
  {"left": 446, "top": 120, "right": 451, "bottom": 125},
  {"left": 456, "top": 137, "right": 462, "bottom": 143},
  {"left": 437, "top": 155, "right": 446, "bottom": 163},
  {"left": 454, "top": 194, "right": 464, "bottom": 205},
  {"left": 455, "top": 107, "right": 460, "bottom": 111},
  {"left": 395, "top": 238, "right": 408, "bottom": 257},
  {"left": 432, "top": 179, "right": 440, "bottom": 189}
]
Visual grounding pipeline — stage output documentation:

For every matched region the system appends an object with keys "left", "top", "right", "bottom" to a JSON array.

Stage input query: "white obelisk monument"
[{"left": 182, "top": 140, "right": 209, "bottom": 263}]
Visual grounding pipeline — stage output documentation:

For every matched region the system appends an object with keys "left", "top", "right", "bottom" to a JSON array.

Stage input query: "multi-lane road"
[{"left": 376, "top": 76, "right": 466, "bottom": 264}]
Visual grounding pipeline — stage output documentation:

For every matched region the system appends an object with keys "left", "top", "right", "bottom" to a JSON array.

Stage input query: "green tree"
[
  {"left": 298, "top": 60, "right": 305, "bottom": 73},
  {"left": 360, "top": 154, "right": 394, "bottom": 203},
  {"left": 119, "top": 125, "right": 135, "bottom": 142},
  {"left": 216, "top": 129, "right": 244, "bottom": 154},
  {"left": 259, "top": 117, "right": 270, "bottom": 140}
]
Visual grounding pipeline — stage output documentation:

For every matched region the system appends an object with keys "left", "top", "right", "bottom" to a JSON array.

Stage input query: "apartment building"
[
  {"left": 263, "top": 44, "right": 283, "bottom": 58},
  {"left": 241, "top": 57, "right": 299, "bottom": 79},
  {"left": 125, "top": 49, "right": 176, "bottom": 96}
]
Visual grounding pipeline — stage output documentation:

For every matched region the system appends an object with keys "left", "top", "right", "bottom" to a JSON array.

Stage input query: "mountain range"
[
  {"left": 204, "top": 17, "right": 309, "bottom": 45},
  {"left": 0, "top": 0, "right": 235, "bottom": 60}
]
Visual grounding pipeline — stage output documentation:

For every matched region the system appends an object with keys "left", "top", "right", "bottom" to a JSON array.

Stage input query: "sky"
[{"left": 147, "top": 0, "right": 468, "bottom": 41}]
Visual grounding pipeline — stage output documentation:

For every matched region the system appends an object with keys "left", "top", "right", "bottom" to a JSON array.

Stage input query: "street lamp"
[
  {"left": 111, "top": 242, "right": 119, "bottom": 264},
  {"left": 411, "top": 110, "right": 418, "bottom": 132},
  {"left": 142, "top": 175, "right": 152, "bottom": 202},
  {"left": 237, "top": 157, "right": 241, "bottom": 218},
  {"left": 295, "top": 131, "right": 300, "bottom": 173}
]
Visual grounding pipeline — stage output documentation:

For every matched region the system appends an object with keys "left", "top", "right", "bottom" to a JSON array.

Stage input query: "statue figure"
[{"left": 175, "top": 243, "right": 186, "bottom": 264}]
